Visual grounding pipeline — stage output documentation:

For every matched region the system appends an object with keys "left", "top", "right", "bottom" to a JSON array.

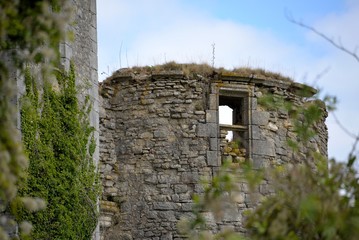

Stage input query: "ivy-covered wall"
[{"left": 14, "top": 65, "right": 99, "bottom": 239}]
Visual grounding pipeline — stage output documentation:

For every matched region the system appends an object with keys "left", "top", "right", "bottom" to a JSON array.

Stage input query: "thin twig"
[
  {"left": 211, "top": 43, "right": 216, "bottom": 68},
  {"left": 332, "top": 112, "right": 358, "bottom": 140},
  {"left": 349, "top": 135, "right": 359, "bottom": 158},
  {"left": 119, "top": 41, "right": 123, "bottom": 69},
  {"left": 312, "top": 66, "right": 331, "bottom": 86},
  {"left": 286, "top": 11, "right": 359, "bottom": 158},
  {"left": 286, "top": 12, "right": 359, "bottom": 63},
  {"left": 126, "top": 48, "right": 129, "bottom": 68}
]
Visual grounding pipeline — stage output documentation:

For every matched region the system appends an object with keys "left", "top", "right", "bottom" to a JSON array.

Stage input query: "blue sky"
[{"left": 97, "top": 0, "right": 359, "bottom": 161}]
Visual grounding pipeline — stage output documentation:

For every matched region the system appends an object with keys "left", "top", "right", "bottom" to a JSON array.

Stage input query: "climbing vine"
[
  {"left": 14, "top": 64, "right": 99, "bottom": 239},
  {"left": 0, "top": 1, "right": 71, "bottom": 238}
]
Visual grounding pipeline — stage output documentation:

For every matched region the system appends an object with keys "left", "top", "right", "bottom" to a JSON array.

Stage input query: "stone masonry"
[
  {"left": 60, "top": 1, "right": 100, "bottom": 238},
  {"left": 98, "top": 67, "right": 328, "bottom": 240},
  {"left": 60, "top": 0, "right": 99, "bottom": 170},
  {"left": 4, "top": 0, "right": 328, "bottom": 238}
]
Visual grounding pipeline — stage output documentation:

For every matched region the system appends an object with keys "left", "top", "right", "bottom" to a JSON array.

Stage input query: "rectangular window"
[{"left": 219, "top": 90, "right": 249, "bottom": 163}]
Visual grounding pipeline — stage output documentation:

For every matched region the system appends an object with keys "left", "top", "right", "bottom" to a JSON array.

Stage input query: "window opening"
[
  {"left": 219, "top": 105, "right": 233, "bottom": 141},
  {"left": 219, "top": 93, "right": 249, "bottom": 163}
]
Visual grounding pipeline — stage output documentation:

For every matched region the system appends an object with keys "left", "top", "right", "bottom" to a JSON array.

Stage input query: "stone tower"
[
  {"left": 98, "top": 65, "right": 328, "bottom": 239},
  {"left": 0, "top": 0, "right": 99, "bottom": 238},
  {"left": 60, "top": 0, "right": 100, "bottom": 238},
  {"left": 60, "top": 0, "right": 99, "bottom": 169}
]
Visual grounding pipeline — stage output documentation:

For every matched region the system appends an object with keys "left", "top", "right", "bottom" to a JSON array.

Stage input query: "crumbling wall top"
[{"left": 102, "top": 62, "right": 317, "bottom": 97}]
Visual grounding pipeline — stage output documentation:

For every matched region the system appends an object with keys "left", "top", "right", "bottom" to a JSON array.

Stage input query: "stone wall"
[
  {"left": 60, "top": 0, "right": 99, "bottom": 169},
  {"left": 98, "top": 68, "right": 328, "bottom": 240},
  {"left": 60, "top": 1, "right": 100, "bottom": 238}
]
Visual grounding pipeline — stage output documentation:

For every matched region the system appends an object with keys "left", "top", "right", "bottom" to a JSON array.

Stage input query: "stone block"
[
  {"left": 223, "top": 206, "right": 240, "bottom": 222},
  {"left": 153, "top": 202, "right": 177, "bottom": 210},
  {"left": 158, "top": 211, "right": 176, "bottom": 221},
  {"left": 208, "top": 94, "right": 218, "bottom": 110},
  {"left": 207, "top": 123, "right": 218, "bottom": 138},
  {"left": 267, "top": 122, "right": 278, "bottom": 132},
  {"left": 181, "top": 172, "right": 199, "bottom": 183},
  {"left": 252, "top": 111, "right": 270, "bottom": 126},
  {"left": 251, "top": 125, "right": 261, "bottom": 140},
  {"left": 161, "top": 232, "right": 173, "bottom": 240},
  {"left": 159, "top": 173, "right": 179, "bottom": 184},
  {"left": 154, "top": 129, "right": 168, "bottom": 138},
  {"left": 144, "top": 174, "right": 158, "bottom": 184},
  {"left": 206, "top": 110, "right": 217, "bottom": 123},
  {"left": 194, "top": 110, "right": 206, "bottom": 115},
  {"left": 209, "top": 138, "right": 218, "bottom": 151},
  {"left": 197, "top": 123, "right": 208, "bottom": 137},
  {"left": 233, "top": 192, "right": 245, "bottom": 203},
  {"left": 276, "top": 147, "right": 287, "bottom": 156},
  {"left": 252, "top": 139, "right": 275, "bottom": 157},
  {"left": 181, "top": 203, "right": 194, "bottom": 211},
  {"left": 245, "top": 192, "right": 263, "bottom": 206},
  {"left": 251, "top": 154, "right": 267, "bottom": 169},
  {"left": 207, "top": 151, "right": 219, "bottom": 166},
  {"left": 251, "top": 97, "right": 257, "bottom": 110},
  {"left": 181, "top": 112, "right": 189, "bottom": 118},
  {"left": 100, "top": 201, "right": 119, "bottom": 213},
  {"left": 171, "top": 194, "right": 180, "bottom": 202},
  {"left": 174, "top": 184, "right": 188, "bottom": 194},
  {"left": 140, "top": 131, "right": 153, "bottom": 139}
]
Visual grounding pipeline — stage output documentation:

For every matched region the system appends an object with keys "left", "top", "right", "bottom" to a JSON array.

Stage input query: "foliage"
[
  {"left": 0, "top": 0, "right": 71, "bottom": 72},
  {"left": 245, "top": 92, "right": 359, "bottom": 240},
  {"left": 0, "top": 0, "right": 71, "bottom": 239},
  {"left": 13, "top": 64, "right": 99, "bottom": 239},
  {"left": 178, "top": 161, "right": 245, "bottom": 240},
  {"left": 178, "top": 158, "right": 267, "bottom": 240},
  {"left": 181, "top": 83, "right": 359, "bottom": 240},
  {"left": 246, "top": 157, "right": 359, "bottom": 240}
]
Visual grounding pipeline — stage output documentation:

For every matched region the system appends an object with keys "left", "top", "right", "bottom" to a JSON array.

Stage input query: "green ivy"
[{"left": 15, "top": 64, "right": 99, "bottom": 239}]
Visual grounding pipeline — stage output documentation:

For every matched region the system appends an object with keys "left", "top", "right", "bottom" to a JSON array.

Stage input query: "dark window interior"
[{"left": 219, "top": 95, "right": 246, "bottom": 125}]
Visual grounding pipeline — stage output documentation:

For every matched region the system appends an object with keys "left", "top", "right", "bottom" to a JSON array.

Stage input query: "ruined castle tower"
[
  {"left": 3, "top": 1, "right": 328, "bottom": 238},
  {"left": 98, "top": 65, "right": 328, "bottom": 240}
]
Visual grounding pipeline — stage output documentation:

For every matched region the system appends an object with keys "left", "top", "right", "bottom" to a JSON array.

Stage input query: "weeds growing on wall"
[
  {"left": 13, "top": 64, "right": 99, "bottom": 239},
  {"left": 110, "top": 61, "right": 293, "bottom": 82}
]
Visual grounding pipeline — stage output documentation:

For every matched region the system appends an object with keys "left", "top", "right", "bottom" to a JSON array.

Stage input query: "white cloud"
[
  {"left": 98, "top": 1, "right": 314, "bottom": 77},
  {"left": 304, "top": 1, "right": 359, "bottom": 159}
]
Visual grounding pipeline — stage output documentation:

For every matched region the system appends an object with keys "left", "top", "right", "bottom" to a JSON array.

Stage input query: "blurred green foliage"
[
  {"left": 181, "top": 88, "right": 359, "bottom": 240},
  {"left": 14, "top": 64, "right": 99, "bottom": 239},
  {"left": 0, "top": 1, "right": 98, "bottom": 239}
]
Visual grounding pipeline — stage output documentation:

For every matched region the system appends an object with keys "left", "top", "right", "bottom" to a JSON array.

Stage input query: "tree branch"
[
  {"left": 285, "top": 11, "right": 359, "bottom": 158},
  {"left": 332, "top": 112, "right": 359, "bottom": 139},
  {"left": 286, "top": 12, "right": 359, "bottom": 63}
]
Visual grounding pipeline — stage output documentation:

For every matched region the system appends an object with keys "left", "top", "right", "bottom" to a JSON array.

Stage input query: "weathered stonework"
[
  {"left": 61, "top": 0, "right": 99, "bottom": 168},
  {"left": 99, "top": 68, "right": 328, "bottom": 240},
  {"left": 60, "top": 1, "right": 100, "bottom": 238}
]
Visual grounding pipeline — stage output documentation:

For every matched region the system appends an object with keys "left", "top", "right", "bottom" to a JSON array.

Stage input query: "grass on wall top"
[{"left": 108, "top": 61, "right": 293, "bottom": 82}]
